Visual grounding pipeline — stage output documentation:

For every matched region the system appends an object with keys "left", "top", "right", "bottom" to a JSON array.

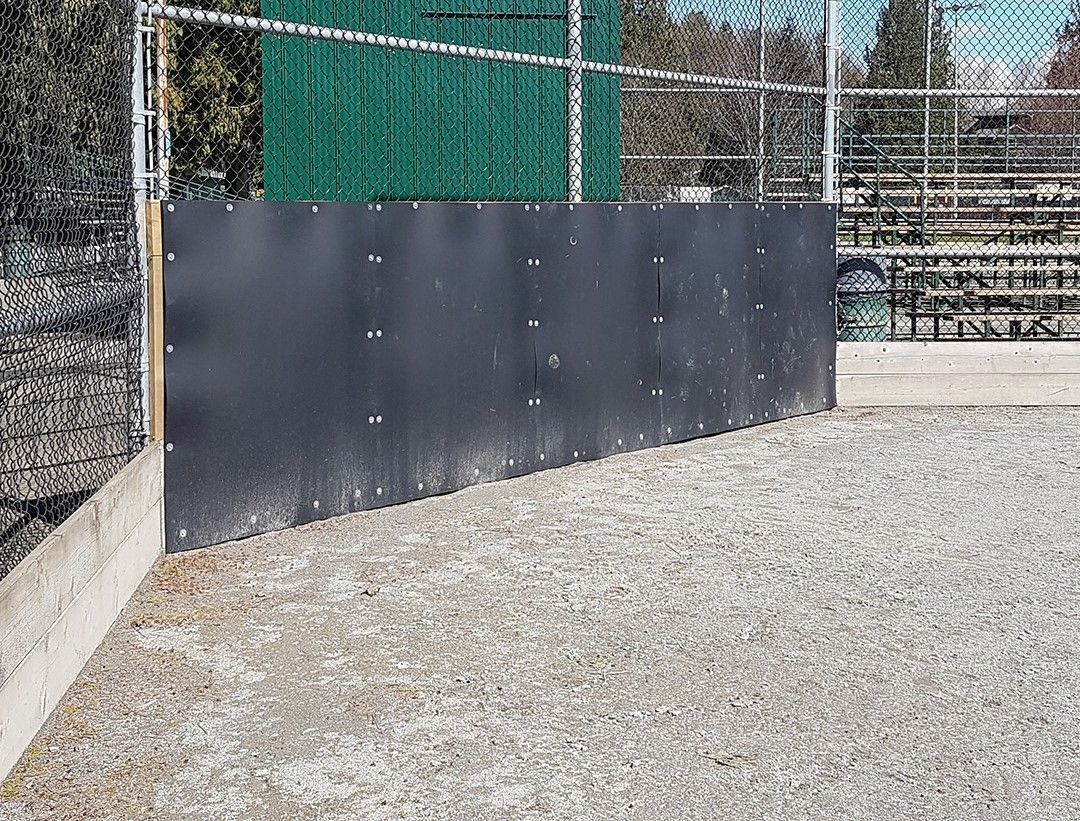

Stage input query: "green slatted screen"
[{"left": 261, "top": 0, "right": 619, "bottom": 200}]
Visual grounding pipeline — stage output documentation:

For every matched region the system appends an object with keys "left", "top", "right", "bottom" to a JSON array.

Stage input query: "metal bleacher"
[{"left": 832, "top": 119, "right": 1080, "bottom": 340}]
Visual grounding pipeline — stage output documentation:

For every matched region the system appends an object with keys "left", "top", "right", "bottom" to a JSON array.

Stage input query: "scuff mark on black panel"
[{"left": 162, "top": 201, "right": 836, "bottom": 552}]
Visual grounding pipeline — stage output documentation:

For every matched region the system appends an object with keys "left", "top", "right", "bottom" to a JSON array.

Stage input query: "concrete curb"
[
  {"left": 837, "top": 341, "right": 1080, "bottom": 406},
  {"left": 0, "top": 443, "right": 164, "bottom": 779}
]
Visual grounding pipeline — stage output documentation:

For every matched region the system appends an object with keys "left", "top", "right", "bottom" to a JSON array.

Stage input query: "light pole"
[
  {"left": 940, "top": 2, "right": 984, "bottom": 212},
  {"left": 757, "top": 0, "right": 766, "bottom": 201},
  {"left": 922, "top": 0, "right": 933, "bottom": 234}
]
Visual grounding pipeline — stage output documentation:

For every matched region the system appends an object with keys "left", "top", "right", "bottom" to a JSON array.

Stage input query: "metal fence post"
[
  {"left": 133, "top": 5, "right": 152, "bottom": 448},
  {"left": 566, "top": 0, "right": 583, "bottom": 203},
  {"left": 922, "top": 0, "right": 932, "bottom": 188},
  {"left": 756, "top": 0, "right": 766, "bottom": 201},
  {"left": 822, "top": 0, "right": 840, "bottom": 203}
]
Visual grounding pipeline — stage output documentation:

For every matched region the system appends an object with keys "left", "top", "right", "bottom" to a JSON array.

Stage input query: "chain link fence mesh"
[
  {"left": 1, "top": 0, "right": 1076, "bottom": 577},
  {"left": 839, "top": 0, "right": 1080, "bottom": 340},
  {"left": 0, "top": 0, "right": 145, "bottom": 578},
  {"left": 145, "top": 0, "right": 828, "bottom": 204},
  {"left": 2, "top": 0, "right": 1075, "bottom": 575},
  {"left": 149, "top": 0, "right": 1080, "bottom": 342}
]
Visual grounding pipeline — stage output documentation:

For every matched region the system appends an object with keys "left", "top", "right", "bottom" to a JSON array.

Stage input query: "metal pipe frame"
[
  {"left": 143, "top": 4, "right": 826, "bottom": 97},
  {"left": 140, "top": 1, "right": 1080, "bottom": 228},
  {"left": 132, "top": 3, "right": 152, "bottom": 445},
  {"left": 153, "top": 16, "right": 170, "bottom": 199},
  {"left": 838, "top": 246, "right": 1080, "bottom": 259},
  {"left": 756, "top": 0, "right": 767, "bottom": 201},
  {"left": 623, "top": 87, "right": 811, "bottom": 94},
  {"left": 630, "top": 86, "right": 1080, "bottom": 99},
  {"left": 566, "top": 0, "right": 583, "bottom": 203},
  {"left": 622, "top": 155, "right": 812, "bottom": 162},
  {"left": 921, "top": 0, "right": 932, "bottom": 203},
  {"left": 848, "top": 87, "right": 1080, "bottom": 98},
  {"left": 822, "top": 0, "right": 840, "bottom": 203},
  {"left": 581, "top": 61, "right": 822, "bottom": 95},
  {"left": 144, "top": 4, "right": 572, "bottom": 69}
]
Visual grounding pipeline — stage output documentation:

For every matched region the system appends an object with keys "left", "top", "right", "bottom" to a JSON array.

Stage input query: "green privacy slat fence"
[{"left": 261, "top": 0, "right": 619, "bottom": 201}]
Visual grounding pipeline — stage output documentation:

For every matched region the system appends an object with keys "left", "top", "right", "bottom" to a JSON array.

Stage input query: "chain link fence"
[
  {"left": 142, "top": 0, "right": 828, "bottom": 204},
  {"left": 2, "top": 0, "right": 1077, "bottom": 577},
  {"left": 838, "top": 0, "right": 1080, "bottom": 340},
  {"left": 147, "top": 0, "right": 1080, "bottom": 341},
  {"left": 0, "top": 0, "right": 145, "bottom": 578}
]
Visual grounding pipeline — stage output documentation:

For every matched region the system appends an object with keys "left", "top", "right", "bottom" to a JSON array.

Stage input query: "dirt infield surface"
[{"left": 2, "top": 407, "right": 1078, "bottom": 820}]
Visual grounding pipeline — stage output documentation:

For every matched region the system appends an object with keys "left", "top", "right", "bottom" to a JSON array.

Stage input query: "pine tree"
[
  {"left": 1, "top": 0, "right": 134, "bottom": 254},
  {"left": 619, "top": 0, "right": 696, "bottom": 195},
  {"left": 620, "top": 0, "right": 685, "bottom": 71},
  {"left": 166, "top": 0, "right": 262, "bottom": 198},
  {"left": 855, "top": 0, "right": 954, "bottom": 146}
]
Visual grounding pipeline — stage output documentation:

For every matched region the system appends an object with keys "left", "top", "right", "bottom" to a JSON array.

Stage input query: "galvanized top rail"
[
  {"left": 838, "top": 245, "right": 1080, "bottom": 259},
  {"left": 140, "top": 3, "right": 827, "bottom": 97},
  {"left": 846, "top": 87, "right": 1080, "bottom": 99}
]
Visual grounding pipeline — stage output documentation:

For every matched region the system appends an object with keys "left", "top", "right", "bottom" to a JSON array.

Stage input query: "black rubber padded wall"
[{"left": 162, "top": 201, "right": 836, "bottom": 551}]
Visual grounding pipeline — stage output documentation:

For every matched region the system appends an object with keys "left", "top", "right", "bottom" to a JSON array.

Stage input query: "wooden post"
[{"left": 146, "top": 200, "right": 165, "bottom": 441}]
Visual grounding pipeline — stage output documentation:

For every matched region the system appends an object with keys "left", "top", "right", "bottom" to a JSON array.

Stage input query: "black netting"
[{"left": 0, "top": 0, "right": 144, "bottom": 578}]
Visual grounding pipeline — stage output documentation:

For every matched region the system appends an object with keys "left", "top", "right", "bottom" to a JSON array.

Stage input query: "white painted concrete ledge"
[
  {"left": 0, "top": 443, "right": 163, "bottom": 779},
  {"left": 837, "top": 341, "right": 1080, "bottom": 406}
]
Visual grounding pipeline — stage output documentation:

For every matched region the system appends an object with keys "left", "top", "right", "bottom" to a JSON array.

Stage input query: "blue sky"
[
  {"left": 845, "top": 0, "right": 1075, "bottom": 75},
  {"left": 677, "top": 0, "right": 1076, "bottom": 78}
]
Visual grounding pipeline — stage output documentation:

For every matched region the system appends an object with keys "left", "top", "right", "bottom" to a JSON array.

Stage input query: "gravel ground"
[{"left": 2, "top": 407, "right": 1079, "bottom": 821}]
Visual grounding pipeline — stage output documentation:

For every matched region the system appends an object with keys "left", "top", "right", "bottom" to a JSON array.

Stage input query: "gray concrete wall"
[
  {"left": 0, "top": 443, "right": 163, "bottom": 779},
  {"left": 837, "top": 341, "right": 1080, "bottom": 406}
]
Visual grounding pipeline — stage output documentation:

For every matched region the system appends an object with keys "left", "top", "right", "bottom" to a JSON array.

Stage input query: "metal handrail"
[{"left": 838, "top": 118, "right": 927, "bottom": 244}]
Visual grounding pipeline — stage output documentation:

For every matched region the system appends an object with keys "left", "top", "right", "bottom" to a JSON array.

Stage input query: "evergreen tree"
[
  {"left": 1, "top": 0, "right": 134, "bottom": 256},
  {"left": 855, "top": 0, "right": 954, "bottom": 148},
  {"left": 0, "top": 0, "right": 34, "bottom": 247},
  {"left": 620, "top": 0, "right": 685, "bottom": 71},
  {"left": 165, "top": 0, "right": 262, "bottom": 198},
  {"left": 619, "top": 0, "right": 695, "bottom": 195}
]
